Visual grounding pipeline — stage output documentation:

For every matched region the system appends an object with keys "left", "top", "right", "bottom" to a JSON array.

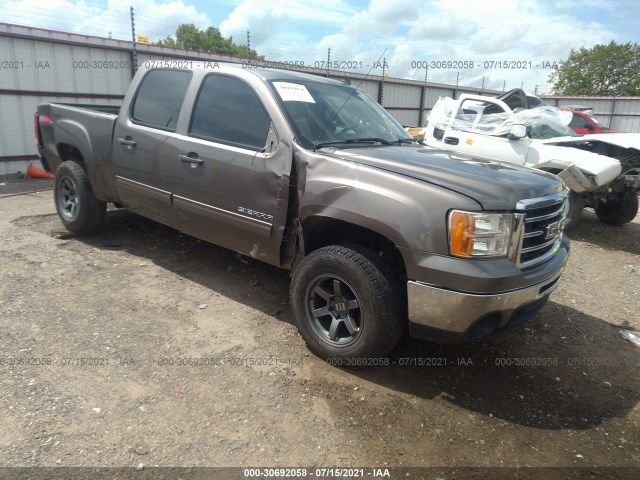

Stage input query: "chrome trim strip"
[
  {"left": 507, "top": 213, "right": 525, "bottom": 264},
  {"left": 115, "top": 175, "right": 171, "bottom": 196},
  {"left": 519, "top": 236, "right": 563, "bottom": 269},
  {"left": 173, "top": 195, "right": 273, "bottom": 237},
  {"left": 521, "top": 236, "right": 558, "bottom": 254},
  {"left": 516, "top": 189, "right": 568, "bottom": 211},
  {"left": 525, "top": 205, "right": 565, "bottom": 223}
]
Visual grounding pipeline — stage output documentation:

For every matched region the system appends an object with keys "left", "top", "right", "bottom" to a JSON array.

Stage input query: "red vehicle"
[{"left": 564, "top": 108, "right": 621, "bottom": 135}]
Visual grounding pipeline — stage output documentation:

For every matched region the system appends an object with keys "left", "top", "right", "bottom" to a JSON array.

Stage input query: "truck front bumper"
[{"left": 406, "top": 261, "right": 565, "bottom": 343}]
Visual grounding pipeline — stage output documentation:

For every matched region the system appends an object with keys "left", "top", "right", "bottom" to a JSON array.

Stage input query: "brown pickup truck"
[{"left": 35, "top": 63, "right": 570, "bottom": 361}]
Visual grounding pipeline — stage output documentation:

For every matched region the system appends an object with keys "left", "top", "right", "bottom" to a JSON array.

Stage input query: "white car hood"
[{"left": 529, "top": 142, "right": 622, "bottom": 187}]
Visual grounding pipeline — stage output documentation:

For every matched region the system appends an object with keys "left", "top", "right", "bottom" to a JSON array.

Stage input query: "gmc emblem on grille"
[{"left": 545, "top": 220, "right": 561, "bottom": 240}]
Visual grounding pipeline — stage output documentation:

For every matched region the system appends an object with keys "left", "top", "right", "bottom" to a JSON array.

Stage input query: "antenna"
[{"left": 313, "top": 49, "right": 388, "bottom": 151}]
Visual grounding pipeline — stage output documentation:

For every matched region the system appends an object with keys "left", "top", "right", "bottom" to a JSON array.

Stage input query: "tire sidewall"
[
  {"left": 291, "top": 247, "right": 398, "bottom": 360},
  {"left": 564, "top": 190, "right": 584, "bottom": 228},
  {"left": 54, "top": 166, "right": 80, "bottom": 225},
  {"left": 54, "top": 161, "right": 105, "bottom": 233},
  {"left": 596, "top": 192, "right": 639, "bottom": 226}
]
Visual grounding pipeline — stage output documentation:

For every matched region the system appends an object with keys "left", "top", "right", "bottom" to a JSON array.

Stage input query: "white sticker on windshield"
[{"left": 273, "top": 82, "right": 315, "bottom": 103}]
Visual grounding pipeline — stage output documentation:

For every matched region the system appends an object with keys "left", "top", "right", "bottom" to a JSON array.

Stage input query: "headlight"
[{"left": 448, "top": 211, "right": 513, "bottom": 257}]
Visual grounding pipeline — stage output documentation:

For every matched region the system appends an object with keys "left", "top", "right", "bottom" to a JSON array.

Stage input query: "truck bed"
[
  {"left": 37, "top": 102, "right": 121, "bottom": 201},
  {"left": 47, "top": 103, "right": 121, "bottom": 115}
]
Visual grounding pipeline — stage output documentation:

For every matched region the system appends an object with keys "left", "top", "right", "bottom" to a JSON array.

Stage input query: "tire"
[
  {"left": 595, "top": 191, "right": 639, "bottom": 226},
  {"left": 563, "top": 190, "right": 584, "bottom": 228},
  {"left": 290, "top": 245, "right": 405, "bottom": 361},
  {"left": 54, "top": 161, "right": 106, "bottom": 233}
]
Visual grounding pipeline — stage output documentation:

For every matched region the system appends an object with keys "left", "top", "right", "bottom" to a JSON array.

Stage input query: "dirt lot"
[{"left": 1, "top": 182, "right": 639, "bottom": 477}]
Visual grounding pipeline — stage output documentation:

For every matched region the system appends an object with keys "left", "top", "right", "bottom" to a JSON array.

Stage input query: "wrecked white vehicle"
[{"left": 421, "top": 89, "right": 640, "bottom": 226}]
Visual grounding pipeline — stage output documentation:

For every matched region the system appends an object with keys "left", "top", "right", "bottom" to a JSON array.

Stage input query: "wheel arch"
[
  {"left": 57, "top": 143, "right": 87, "bottom": 170},
  {"left": 300, "top": 215, "right": 407, "bottom": 280}
]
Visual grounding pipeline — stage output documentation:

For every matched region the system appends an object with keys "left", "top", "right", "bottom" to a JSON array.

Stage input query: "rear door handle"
[
  {"left": 117, "top": 136, "right": 137, "bottom": 147},
  {"left": 443, "top": 136, "right": 459, "bottom": 145},
  {"left": 179, "top": 153, "right": 204, "bottom": 166}
]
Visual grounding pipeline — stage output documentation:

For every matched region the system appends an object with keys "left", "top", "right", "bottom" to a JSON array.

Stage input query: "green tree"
[
  {"left": 156, "top": 23, "right": 262, "bottom": 59},
  {"left": 549, "top": 41, "right": 640, "bottom": 95}
]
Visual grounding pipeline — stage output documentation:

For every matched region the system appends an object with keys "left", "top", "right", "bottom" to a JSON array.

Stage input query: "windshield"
[{"left": 268, "top": 79, "right": 413, "bottom": 149}]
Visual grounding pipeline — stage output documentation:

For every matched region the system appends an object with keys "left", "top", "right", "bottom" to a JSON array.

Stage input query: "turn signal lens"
[{"left": 449, "top": 211, "right": 475, "bottom": 256}]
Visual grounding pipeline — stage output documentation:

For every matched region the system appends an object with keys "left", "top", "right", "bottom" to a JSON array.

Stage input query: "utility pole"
[
  {"left": 326, "top": 48, "right": 330, "bottom": 77},
  {"left": 419, "top": 67, "right": 428, "bottom": 127},
  {"left": 130, "top": 6, "right": 138, "bottom": 76},
  {"left": 246, "top": 30, "right": 250, "bottom": 61},
  {"left": 502, "top": 80, "right": 506, "bottom": 92},
  {"left": 379, "top": 57, "right": 386, "bottom": 105},
  {"left": 453, "top": 71, "right": 459, "bottom": 99},
  {"left": 481, "top": 75, "right": 485, "bottom": 94}
]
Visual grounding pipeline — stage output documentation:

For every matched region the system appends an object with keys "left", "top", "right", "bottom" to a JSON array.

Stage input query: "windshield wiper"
[{"left": 315, "top": 137, "right": 395, "bottom": 150}]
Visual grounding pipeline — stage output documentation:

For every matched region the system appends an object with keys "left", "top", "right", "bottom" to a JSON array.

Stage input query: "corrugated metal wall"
[
  {"left": 0, "top": 93, "right": 121, "bottom": 155},
  {"left": 2, "top": 22, "right": 640, "bottom": 174},
  {"left": 544, "top": 96, "right": 640, "bottom": 132}
]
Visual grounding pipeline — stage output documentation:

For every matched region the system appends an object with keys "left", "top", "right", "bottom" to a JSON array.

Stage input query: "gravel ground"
[
  {"left": 0, "top": 182, "right": 639, "bottom": 478},
  {"left": 0, "top": 172, "right": 54, "bottom": 196}
]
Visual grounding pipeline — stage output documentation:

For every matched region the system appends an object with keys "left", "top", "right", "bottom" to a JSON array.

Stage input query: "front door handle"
[
  {"left": 117, "top": 136, "right": 137, "bottom": 147},
  {"left": 179, "top": 153, "right": 204, "bottom": 166},
  {"left": 443, "top": 136, "right": 459, "bottom": 145}
]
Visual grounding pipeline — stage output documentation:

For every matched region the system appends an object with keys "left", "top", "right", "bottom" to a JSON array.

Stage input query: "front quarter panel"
[{"left": 295, "top": 146, "right": 481, "bottom": 256}]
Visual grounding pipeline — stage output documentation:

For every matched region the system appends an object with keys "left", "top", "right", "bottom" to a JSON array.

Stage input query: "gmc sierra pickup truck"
[{"left": 35, "top": 63, "right": 570, "bottom": 360}]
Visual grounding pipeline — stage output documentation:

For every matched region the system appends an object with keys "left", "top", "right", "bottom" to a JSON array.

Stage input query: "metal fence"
[
  {"left": 2, "top": 22, "right": 640, "bottom": 175},
  {"left": 542, "top": 96, "right": 640, "bottom": 132}
]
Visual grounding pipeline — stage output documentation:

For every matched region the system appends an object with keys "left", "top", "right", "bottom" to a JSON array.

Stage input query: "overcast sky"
[{"left": 2, "top": 0, "right": 639, "bottom": 92}]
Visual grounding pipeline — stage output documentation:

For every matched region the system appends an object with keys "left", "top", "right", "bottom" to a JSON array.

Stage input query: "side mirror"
[{"left": 507, "top": 124, "right": 527, "bottom": 140}]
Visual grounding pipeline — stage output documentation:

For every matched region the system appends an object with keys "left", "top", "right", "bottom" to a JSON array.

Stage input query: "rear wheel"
[
  {"left": 290, "top": 245, "right": 404, "bottom": 361},
  {"left": 595, "top": 191, "right": 639, "bottom": 226},
  {"left": 54, "top": 161, "right": 106, "bottom": 233}
]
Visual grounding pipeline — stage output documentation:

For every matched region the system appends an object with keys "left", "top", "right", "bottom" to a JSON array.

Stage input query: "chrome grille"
[{"left": 515, "top": 190, "right": 568, "bottom": 269}]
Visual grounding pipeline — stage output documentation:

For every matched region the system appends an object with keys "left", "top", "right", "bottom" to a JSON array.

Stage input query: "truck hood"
[{"left": 323, "top": 144, "right": 564, "bottom": 210}]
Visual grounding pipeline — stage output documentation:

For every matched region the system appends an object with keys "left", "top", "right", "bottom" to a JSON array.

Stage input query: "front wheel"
[
  {"left": 290, "top": 245, "right": 405, "bottom": 361},
  {"left": 595, "top": 191, "right": 639, "bottom": 226},
  {"left": 54, "top": 161, "right": 106, "bottom": 233}
]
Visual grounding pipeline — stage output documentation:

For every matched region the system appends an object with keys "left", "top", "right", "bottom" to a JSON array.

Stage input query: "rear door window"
[
  {"left": 132, "top": 70, "right": 192, "bottom": 131},
  {"left": 189, "top": 74, "right": 271, "bottom": 151}
]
